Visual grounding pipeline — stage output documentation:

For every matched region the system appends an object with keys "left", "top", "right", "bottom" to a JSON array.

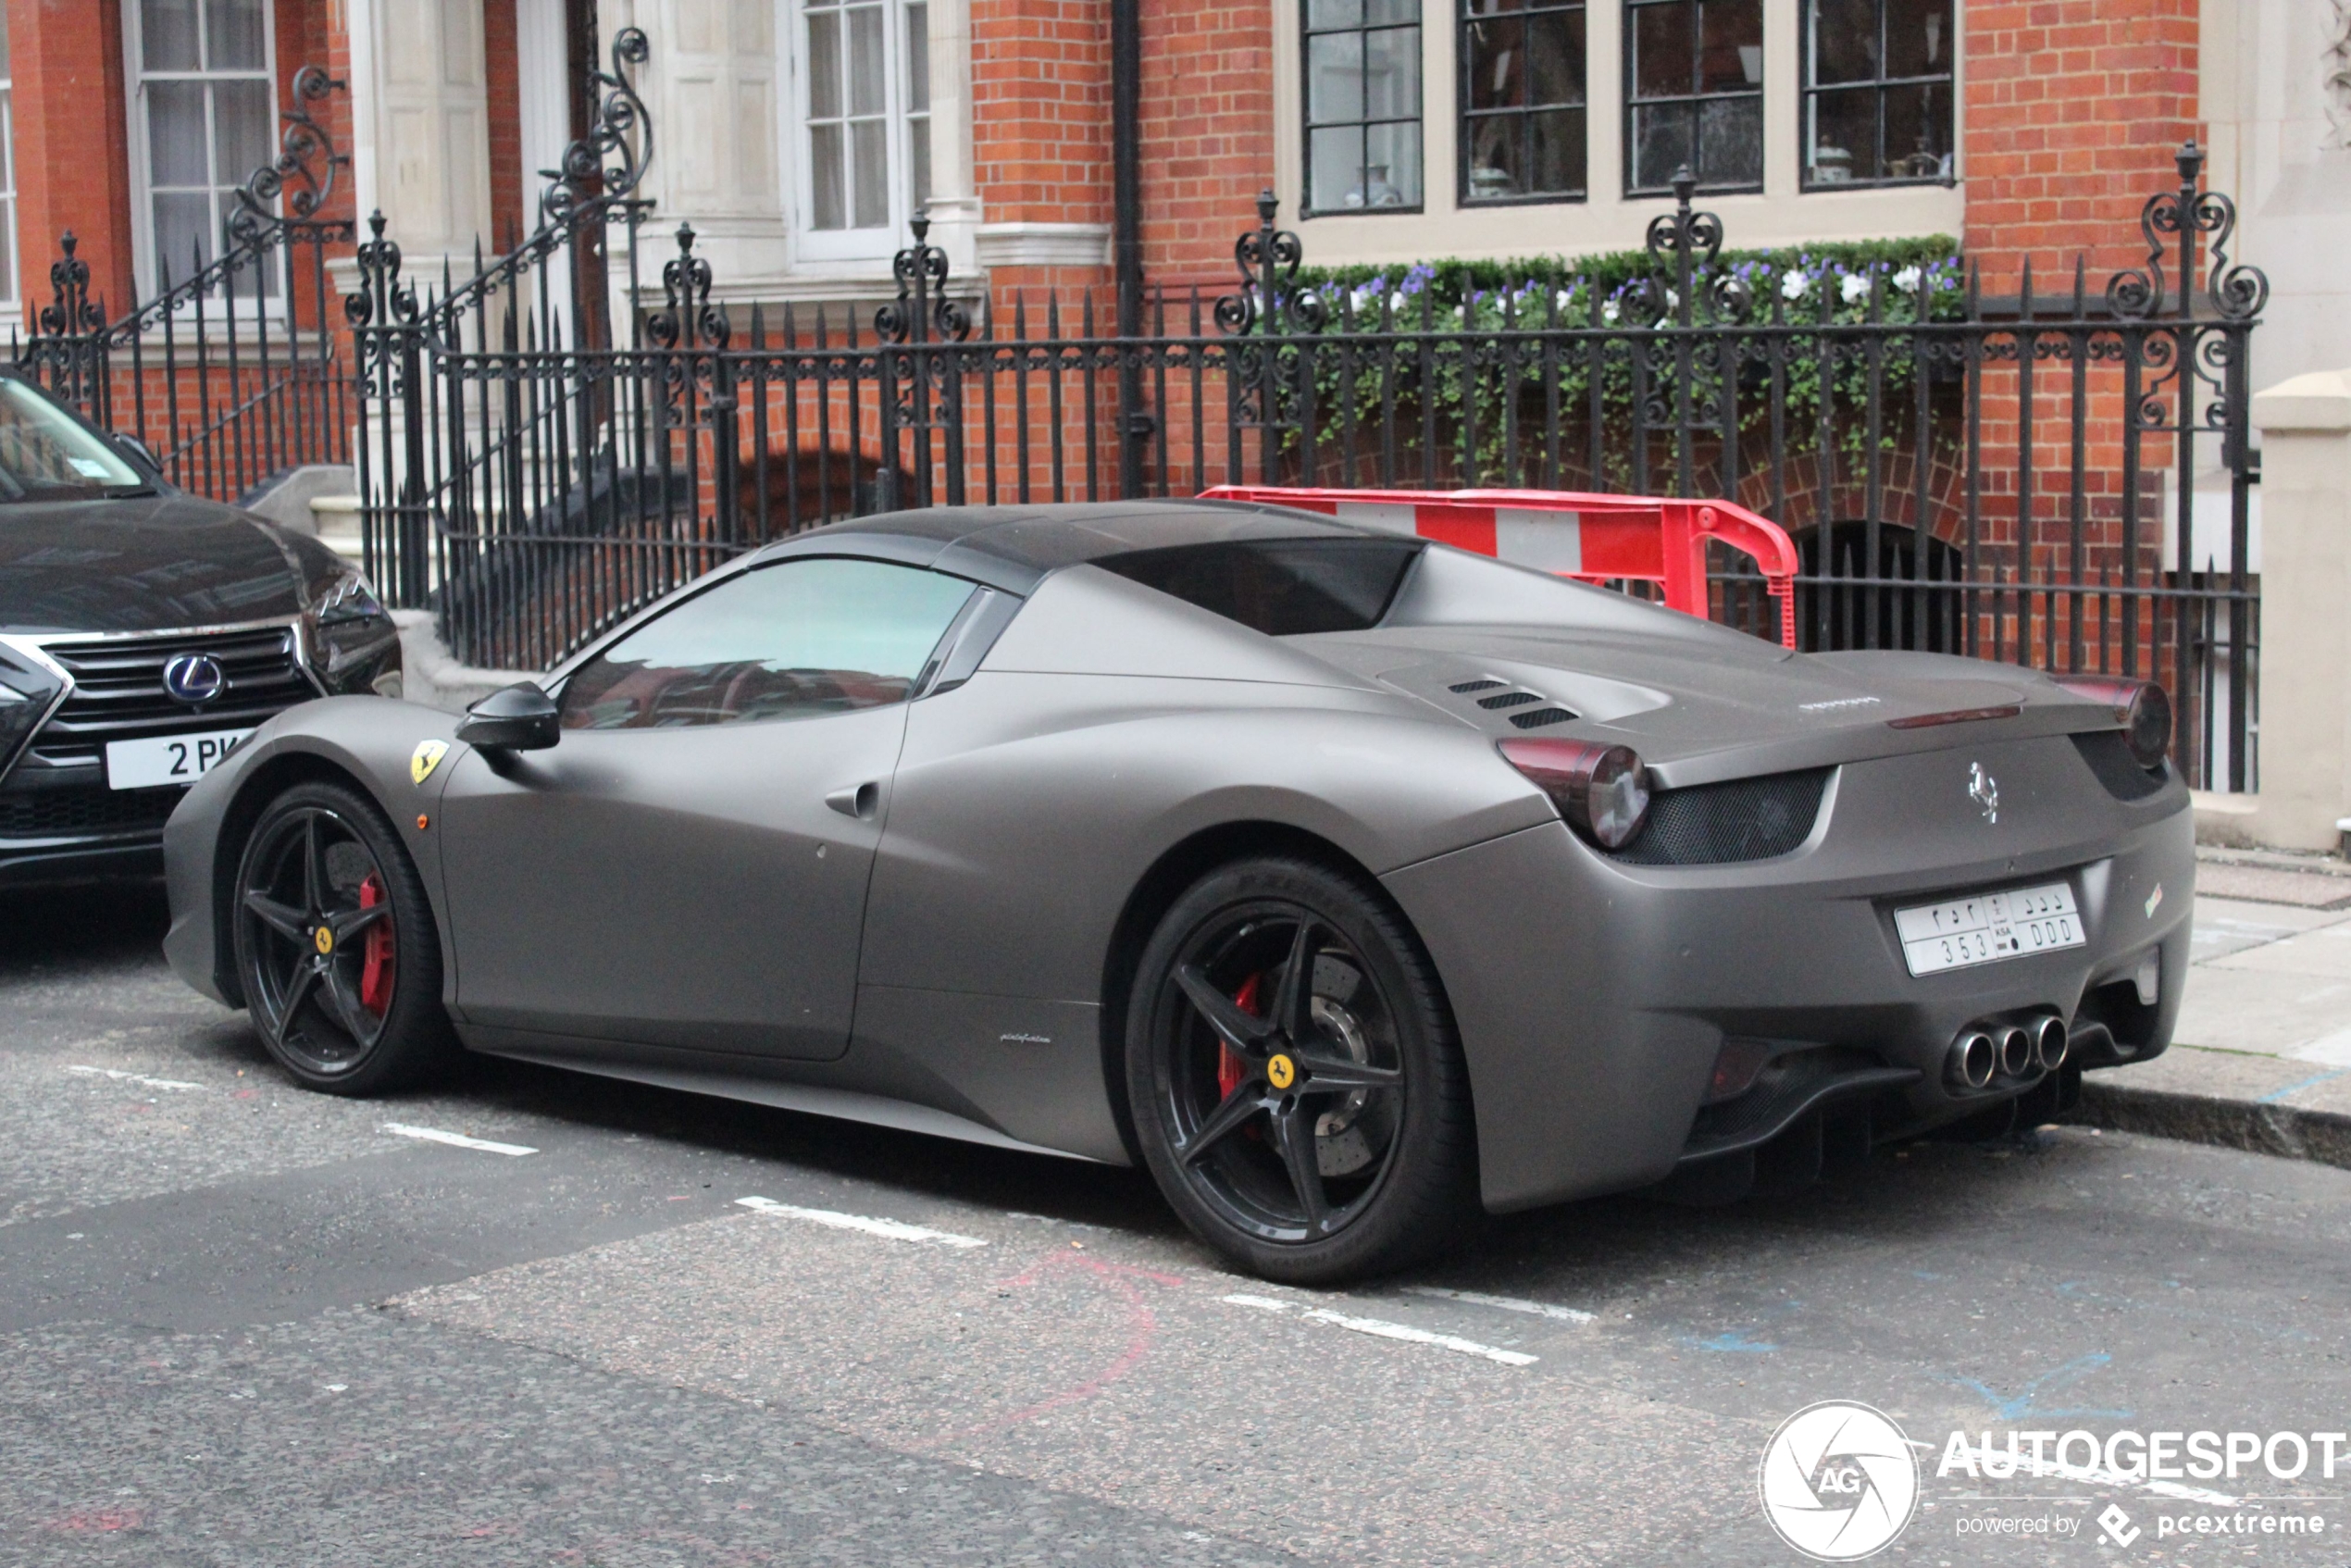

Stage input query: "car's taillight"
[
  {"left": 2052, "top": 676, "right": 2171, "bottom": 768},
  {"left": 1499, "top": 737, "right": 1652, "bottom": 850}
]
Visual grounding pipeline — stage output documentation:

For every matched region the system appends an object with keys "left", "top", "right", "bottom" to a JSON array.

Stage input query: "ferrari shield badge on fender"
[{"left": 411, "top": 740, "right": 450, "bottom": 785}]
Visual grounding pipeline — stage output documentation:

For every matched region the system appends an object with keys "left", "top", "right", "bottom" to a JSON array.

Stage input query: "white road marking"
[
  {"left": 1404, "top": 1285, "right": 1598, "bottom": 1324},
  {"left": 380, "top": 1123, "right": 538, "bottom": 1156},
  {"left": 1222, "top": 1292, "right": 1536, "bottom": 1365},
  {"left": 733, "top": 1195, "right": 987, "bottom": 1248},
  {"left": 66, "top": 1065, "right": 203, "bottom": 1091}
]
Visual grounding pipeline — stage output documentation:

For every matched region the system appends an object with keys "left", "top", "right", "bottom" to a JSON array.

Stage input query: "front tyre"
[
  {"left": 231, "top": 779, "right": 455, "bottom": 1095},
  {"left": 1126, "top": 857, "right": 1476, "bottom": 1285}
]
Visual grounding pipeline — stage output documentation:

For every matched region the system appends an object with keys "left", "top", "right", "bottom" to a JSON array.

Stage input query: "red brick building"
[{"left": 0, "top": 1, "right": 2337, "bottom": 371}]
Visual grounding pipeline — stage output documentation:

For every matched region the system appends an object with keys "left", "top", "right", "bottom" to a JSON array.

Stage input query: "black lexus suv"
[{"left": 0, "top": 373, "right": 400, "bottom": 886}]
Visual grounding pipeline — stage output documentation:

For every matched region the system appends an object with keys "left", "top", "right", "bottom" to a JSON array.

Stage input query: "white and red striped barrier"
[{"left": 1200, "top": 485, "right": 1799, "bottom": 650}]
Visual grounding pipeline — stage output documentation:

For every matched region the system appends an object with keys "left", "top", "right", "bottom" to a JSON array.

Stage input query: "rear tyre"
[
  {"left": 1126, "top": 856, "right": 1476, "bottom": 1285},
  {"left": 231, "top": 778, "right": 455, "bottom": 1095}
]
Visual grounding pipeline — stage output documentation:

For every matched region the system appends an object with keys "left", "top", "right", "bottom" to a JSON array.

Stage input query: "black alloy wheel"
[
  {"left": 1128, "top": 857, "right": 1475, "bottom": 1284},
  {"left": 232, "top": 779, "right": 454, "bottom": 1094}
]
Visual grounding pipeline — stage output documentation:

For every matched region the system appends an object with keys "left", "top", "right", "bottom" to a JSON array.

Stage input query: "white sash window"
[
  {"left": 797, "top": 0, "right": 930, "bottom": 260},
  {"left": 125, "top": 0, "right": 280, "bottom": 299}
]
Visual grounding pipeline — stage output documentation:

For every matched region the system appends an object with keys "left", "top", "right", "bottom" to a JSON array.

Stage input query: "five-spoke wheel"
[
  {"left": 1129, "top": 857, "right": 1475, "bottom": 1283},
  {"left": 233, "top": 780, "right": 453, "bottom": 1093}
]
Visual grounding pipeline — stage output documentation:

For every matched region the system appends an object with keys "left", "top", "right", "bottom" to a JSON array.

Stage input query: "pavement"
[
  {"left": 2072, "top": 847, "right": 2351, "bottom": 1166},
  {"left": 6, "top": 883, "right": 2351, "bottom": 1564}
]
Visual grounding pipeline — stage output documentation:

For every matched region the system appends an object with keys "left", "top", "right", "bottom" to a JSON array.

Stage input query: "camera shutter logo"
[
  {"left": 163, "top": 653, "right": 226, "bottom": 706},
  {"left": 1758, "top": 1400, "right": 1919, "bottom": 1561}
]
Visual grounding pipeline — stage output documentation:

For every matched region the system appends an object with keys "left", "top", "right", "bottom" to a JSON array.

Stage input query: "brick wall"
[
  {"left": 9, "top": 0, "right": 136, "bottom": 317},
  {"left": 1960, "top": 0, "right": 2202, "bottom": 292},
  {"left": 971, "top": 0, "right": 1113, "bottom": 230},
  {"left": 1137, "top": 0, "right": 1274, "bottom": 286},
  {"left": 484, "top": 0, "right": 525, "bottom": 248}
]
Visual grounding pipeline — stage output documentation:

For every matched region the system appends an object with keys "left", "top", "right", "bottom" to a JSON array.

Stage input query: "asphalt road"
[{"left": 5, "top": 885, "right": 2350, "bottom": 1566}]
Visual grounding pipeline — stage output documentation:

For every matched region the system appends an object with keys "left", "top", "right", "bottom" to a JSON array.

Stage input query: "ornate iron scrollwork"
[
  {"left": 2107, "top": 141, "right": 2270, "bottom": 323},
  {"left": 1215, "top": 190, "right": 1324, "bottom": 336},
  {"left": 232, "top": 64, "right": 349, "bottom": 240},
  {"left": 38, "top": 233, "right": 106, "bottom": 340},
  {"left": 1642, "top": 166, "right": 1748, "bottom": 323},
  {"left": 541, "top": 27, "right": 653, "bottom": 228},
  {"left": 646, "top": 223, "right": 728, "bottom": 352},
  {"left": 877, "top": 212, "right": 972, "bottom": 344},
  {"left": 343, "top": 209, "right": 418, "bottom": 331}
]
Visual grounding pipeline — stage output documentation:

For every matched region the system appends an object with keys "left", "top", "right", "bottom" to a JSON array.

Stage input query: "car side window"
[{"left": 558, "top": 556, "right": 977, "bottom": 730}]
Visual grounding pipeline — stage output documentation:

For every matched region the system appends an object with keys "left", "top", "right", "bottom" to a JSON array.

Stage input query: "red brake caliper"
[
  {"left": 357, "top": 874, "right": 395, "bottom": 1016},
  {"left": 1218, "top": 973, "right": 1261, "bottom": 1099}
]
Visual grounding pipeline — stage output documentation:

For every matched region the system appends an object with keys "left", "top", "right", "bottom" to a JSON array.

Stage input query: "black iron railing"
[{"left": 17, "top": 66, "right": 355, "bottom": 504}]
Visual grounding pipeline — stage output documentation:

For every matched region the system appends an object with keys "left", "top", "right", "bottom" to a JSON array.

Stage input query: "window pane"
[
  {"left": 906, "top": 3, "right": 929, "bottom": 112},
  {"left": 0, "top": 8, "right": 12, "bottom": 79},
  {"left": 205, "top": 0, "right": 267, "bottom": 70},
  {"left": 1364, "top": 25, "right": 1419, "bottom": 118},
  {"left": 1528, "top": 105, "right": 1584, "bottom": 193},
  {"left": 851, "top": 118, "right": 888, "bottom": 227},
  {"left": 848, "top": 6, "right": 885, "bottom": 118},
  {"left": 153, "top": 191, "right": 214, "bottom": 281},
  {"left": 1698, "top": 0, "right": 1761, "bottom": 91},
  {"left": 1365, "top": 0, "right": 1416, "bottom": 23},
  {"left": 1307, "top": 0, "right": 1362, "bottom": 30},
  {"left": 1463, "top": 113, "right": 1521, "bottom": 198},
  {"left": 1697, "top": 92, "right": 1762, "bottom": 185},
  {"left": 910, "top": 117, "right": 931, "bottom": 207},
  {"left": 1806, "top": 84, "right": 1872, "bottom": 181},
  {"left": 812, "top": 123, "right": 846, "bottom": 228},
  {"left": 1881, "top": 81, "right": 1949, "bottom": 177},
  {"left": 809, "top": 11, "right": 842, "bottom": 120},
  {"left": 1466, "top": 16, "right": 1525, "bottom": 111},
  {"left": 1629, "top": 102, "right": 1692, "bottom": 188},
  {"left": 147, "top": 81, "right": 211, "bottom": 188},
  {"left": 1364, "top": 118, "right": 1420, "bottom": 205},
  {"left": 214, "top": 78, "right": 273, "bottom": 193},
  {"left": 0, "top": 196, "right": 14, "bottom": 303},
  {"left": 1885, "top": 0, "right": 1952, "bottom": 79},
  {"left": 559, "top": 560, "right": 976, "bottom": 731},
  {"left": 1809, "top": 0, "right": 1877, "bottom": 84},
  {"left": 1526, "top": 10, "right": 1584, "bottom": 106},
  {"left": 142, "top": 0, "right": 201, "bottom": 71},
  {"left": 1307, "top": 31, "right": 1364, "bottom": 124},
  {"left": 1632, "top": 2, "right": 1692, "bottom": 97},
  {"left": 1308, "top": 125, "right": 1358, "bottom": 209}
]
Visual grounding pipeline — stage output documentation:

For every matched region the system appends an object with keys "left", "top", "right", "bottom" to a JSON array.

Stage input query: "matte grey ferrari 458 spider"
[{"left": 161, "top": 501, "right": 2190, "bottom": 1282}]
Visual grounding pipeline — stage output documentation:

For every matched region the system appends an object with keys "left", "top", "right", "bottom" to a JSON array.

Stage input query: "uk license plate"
[
  {"left": 1895, "top": 881, "right": 2084, "bottom": 977},
  {"left": 105, "top": 728, "right": 254, "bottom": 790}
]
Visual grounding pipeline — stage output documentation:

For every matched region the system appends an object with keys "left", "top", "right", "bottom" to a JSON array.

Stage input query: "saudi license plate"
[
  {"left": 106, "top": 728, "right": 254, "bottom": 790},
  {"left": 1895, "top": 881, "right": 2084, "bottom": 977}
]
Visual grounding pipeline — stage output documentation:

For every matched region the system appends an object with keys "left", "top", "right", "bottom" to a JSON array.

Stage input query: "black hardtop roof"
[{"left": 747, "top": 500, "right": 1386, "bottom": 593}]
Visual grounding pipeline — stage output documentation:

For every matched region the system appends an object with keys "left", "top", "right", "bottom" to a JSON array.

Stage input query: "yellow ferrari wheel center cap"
[
  {"left": 314, "top": 926, "right": 334, "bottom": 956},
  {"left": 1266, "top": 1053, "right": 1296, "bottom": 1090}
]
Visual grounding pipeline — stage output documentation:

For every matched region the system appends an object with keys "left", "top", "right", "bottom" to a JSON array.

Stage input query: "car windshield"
[{"left": 0, "top": 379, "right": 147, "bottom": 502}]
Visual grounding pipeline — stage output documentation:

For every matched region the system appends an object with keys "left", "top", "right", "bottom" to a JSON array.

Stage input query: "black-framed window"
[
  {"left": 1460, "top": 0, "right": 1586, "bottom": 204},
  {"left": 1623, "top": 0, "right": 1762, "bottom": 195},
  {"left": 1303, "top": 0, "right": 1423, "bottom": 214},
  {"left": 1803, "top": 0, "right": 1953, "bottom": 188}
]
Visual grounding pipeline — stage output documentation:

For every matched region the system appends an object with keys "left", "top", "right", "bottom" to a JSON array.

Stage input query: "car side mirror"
[{"left": 457, "top": 681, "right": 561, "bottom": 752}]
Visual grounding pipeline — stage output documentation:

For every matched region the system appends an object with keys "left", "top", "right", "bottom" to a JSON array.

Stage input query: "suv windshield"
[{"left": 0, "top": 379, "right": 146, "bottom": 501}]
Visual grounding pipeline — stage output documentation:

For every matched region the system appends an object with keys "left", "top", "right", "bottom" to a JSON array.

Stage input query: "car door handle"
[{"left": 825, "top": 781, "right": 880, "bottom": 820}]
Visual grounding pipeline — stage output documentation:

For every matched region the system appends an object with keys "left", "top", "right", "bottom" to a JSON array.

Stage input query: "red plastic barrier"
[{"left": 1199, "top": 485, "right": 1800, "bottom": 650}]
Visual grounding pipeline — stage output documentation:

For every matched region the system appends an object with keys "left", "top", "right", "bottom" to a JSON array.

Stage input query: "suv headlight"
[
  {"left": 0, "top": 642, "right": 66, "bottom": 778},
  {"left": 302, "top": 567, "right": 403, "bottom": 695}
]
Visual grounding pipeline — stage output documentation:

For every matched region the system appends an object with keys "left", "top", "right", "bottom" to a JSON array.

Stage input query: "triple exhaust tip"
[{"left": 1947, "top": 1014, "right": 2069, "bottom": 1090}]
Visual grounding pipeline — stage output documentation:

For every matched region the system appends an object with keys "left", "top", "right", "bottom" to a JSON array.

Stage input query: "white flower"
[
  {"left": 1601, "top": 299, "right": 1621, "bottom": 323},
  {"left": 1390, "top": 291, "right": 1409, "bottom": 312},
  {"left": 1892, "top": 264, "right": 1922, "bottom": 294},
  {"left": 1839, "top": 271, "right": 1871, "bottom": 305},
  {"left": 1779, "top": 269, "right": 1810, "bottom": 301}
]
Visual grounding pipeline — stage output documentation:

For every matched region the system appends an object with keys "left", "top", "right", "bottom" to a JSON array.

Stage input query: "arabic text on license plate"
[
  {"left": 106, "top": 728, "right": 254, "bottom": 790},
  {"left": 1894, "top": 881, "right": 2084, "bottom": 977}
]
